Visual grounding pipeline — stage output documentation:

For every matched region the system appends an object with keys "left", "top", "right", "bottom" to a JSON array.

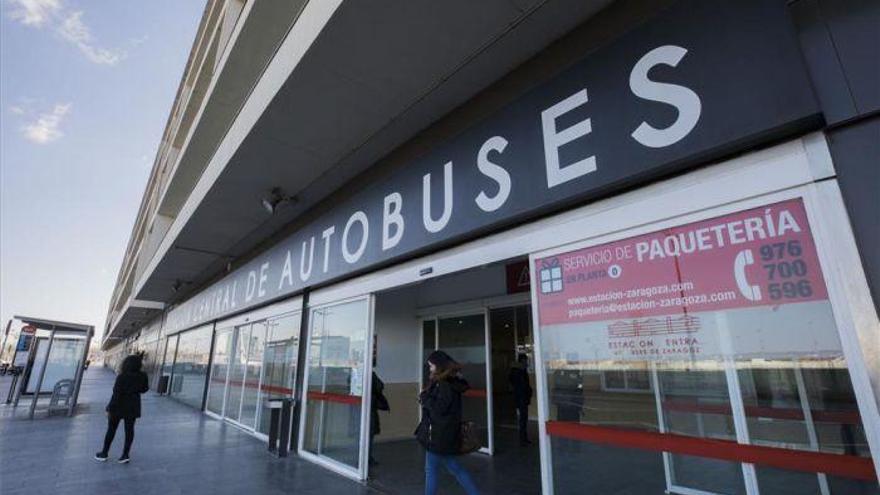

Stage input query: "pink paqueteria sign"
[{"left": 535, "top": 198, "right": 828, "bottom": 326}]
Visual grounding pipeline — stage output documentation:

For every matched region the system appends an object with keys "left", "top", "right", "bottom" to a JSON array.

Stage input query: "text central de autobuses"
[{"left": 170, "top": 45, "right": 703, "bottom": 329}]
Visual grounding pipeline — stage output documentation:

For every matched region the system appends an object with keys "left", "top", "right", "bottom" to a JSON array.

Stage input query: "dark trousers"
[
  {"left": 102, "top": 414, "right": 136, "bottom": 456},
  {"left": 517, "top": 405, "right": 529, "bottom": 442}
]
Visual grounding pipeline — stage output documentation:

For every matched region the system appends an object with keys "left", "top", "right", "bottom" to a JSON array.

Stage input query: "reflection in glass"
[
  {"left": 257, "top": 312, "right": 301, "bottom": 435},
  {"left": 161, "top": 335, "right": 179, "bottom": 392},
  {"left": 226, "top": 325, "right": 250, "bottom": 422},
  {"left": 26, "top": 338, "right": 85, "bottom": 393},
  {"left": 169, "top": 325, "right": 213, "bottom": 409},
  {"left": 438, "top": 314, "right": 489, "bottom": 449},
  {"left": 302, "top": 299, "right": 369, "bottom": 470},
  {"left": 207, "top": 328, "right": 232, "bottom": 414},
  {"left": 239, "top": 322, "right": 266, "bottom": 428},
  {"left": 536, "top": 201, "right": 878, "bottom": 494}
]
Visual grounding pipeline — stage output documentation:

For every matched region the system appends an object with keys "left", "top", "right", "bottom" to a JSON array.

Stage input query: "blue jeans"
[{"left": 425, "top": 451, "right": 480, "bottom": 495}]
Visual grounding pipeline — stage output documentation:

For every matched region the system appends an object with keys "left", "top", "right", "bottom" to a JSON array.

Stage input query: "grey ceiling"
[{"left": 137, "top": 0, "right": 613, "bottom": 304}]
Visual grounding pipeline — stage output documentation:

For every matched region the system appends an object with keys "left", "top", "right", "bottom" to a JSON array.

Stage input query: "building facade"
[{"left": 103, "top": 0, "right": 880, "bottom": 492}]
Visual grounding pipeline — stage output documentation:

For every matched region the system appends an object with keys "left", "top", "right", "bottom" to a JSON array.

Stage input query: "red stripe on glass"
[
  {"left": 307, "top": 391, "right": 362, "bottom": 405},
  {"left": 662, "top": 399, "right": 861, "bottom": 425},
  {"left": 545, "top": 421, "right": 876, "bottom": 481}
]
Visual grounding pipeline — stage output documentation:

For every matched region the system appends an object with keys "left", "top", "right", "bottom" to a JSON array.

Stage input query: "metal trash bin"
[
  {"left": 266, "top": 397, "right": 295, "bottom": 457},
  {"left": 157, "top": 375, "right": 170, "bottom": 395}
]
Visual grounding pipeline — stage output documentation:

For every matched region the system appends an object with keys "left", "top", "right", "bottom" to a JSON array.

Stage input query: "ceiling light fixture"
[{"left": 261, "top": 187, "right": 296, "bottom": 215}]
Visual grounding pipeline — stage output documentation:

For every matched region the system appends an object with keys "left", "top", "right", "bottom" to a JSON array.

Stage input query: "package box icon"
[{"left": 540, "top": 259, "right": 563, "bottom": 294}]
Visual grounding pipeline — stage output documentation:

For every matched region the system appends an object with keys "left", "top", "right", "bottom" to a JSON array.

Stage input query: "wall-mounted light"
[{"left": 261, "top": 187, "right": 296, "bottom": 215}]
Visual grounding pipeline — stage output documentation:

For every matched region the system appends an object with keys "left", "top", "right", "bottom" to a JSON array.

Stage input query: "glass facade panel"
[
  {"left": 160, "top": 335, "right": 178, "bottom": 394},
  {"left": 303, "top": 299, "right": 369, "bottom": 471},
  {"left": 226, "top": 325, "right": 250, "bottom": 422},
  {"left": 257, "top": 312, "right": 301, "bottom": 435},
  {"left": 206, "top": 328, "right": 232, "bottom": 415},
  {"left": 438, "top": 314, "right": 489, "bottom": 449},
  {"left": 534, "top": 199, "right": 878, "bottom": 494},
  {"left": 169, "top": 325, "right": 213, "bottom": 409},
  {"left": 240, "top": 322, "right": 266, "bottom": 429},
  {"left": 26, "top": 338, "right": 85, "bottom": 393}
]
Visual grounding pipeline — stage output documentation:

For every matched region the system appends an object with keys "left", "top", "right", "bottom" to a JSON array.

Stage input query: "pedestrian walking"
[
  {"left": 416, "top": 350, "right": 480, "bottom": 495},
  {"left": 95, "top": 354, "right": 149, "bottom": 464},
  {"left": 508, "top": 353, "right": 533, "bottom": 445}
]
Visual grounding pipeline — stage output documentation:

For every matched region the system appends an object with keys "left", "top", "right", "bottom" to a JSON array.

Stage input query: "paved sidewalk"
[{"left": 0, "top": 367, "right": 375, "bottom": 495}]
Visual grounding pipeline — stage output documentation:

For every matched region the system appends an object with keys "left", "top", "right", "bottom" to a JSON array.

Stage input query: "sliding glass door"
[
  {"left": 300, "top": 296, "right": 373, "bottom": 479},
  {"left": 421, "top": 310, "right": 493, "bottom": 454}
]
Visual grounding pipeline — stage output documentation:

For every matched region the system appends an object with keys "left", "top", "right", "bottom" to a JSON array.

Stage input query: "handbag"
[{"left": 459, "top": 421, "right": 481, "bottom": 454}]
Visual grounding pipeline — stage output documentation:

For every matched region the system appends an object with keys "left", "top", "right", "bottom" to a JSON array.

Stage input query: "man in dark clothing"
[
  {"left": 95, "top": 354, "right": 149, "bottom": 463},
  {"left": 508, "top": 354, "right": 533, "bottom": 445},
  {"left": 369, "top": 369, "right": 389, "bottom": 465}
]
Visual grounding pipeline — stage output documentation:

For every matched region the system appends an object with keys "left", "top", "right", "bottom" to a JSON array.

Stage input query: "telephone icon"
[{"left": 734, "top": 249, "right": 761, "bottom": 301}]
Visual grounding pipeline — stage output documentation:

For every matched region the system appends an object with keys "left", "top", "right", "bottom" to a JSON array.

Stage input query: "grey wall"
[{"left": 792, "top": 0, "right": 880, "bottom": 312}]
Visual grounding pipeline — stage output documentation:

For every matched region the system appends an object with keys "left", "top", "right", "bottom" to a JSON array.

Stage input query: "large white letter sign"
[
  {"left": 382, "top": 192, "right": 404, "bottom": 251},
  {"left": 422, "top": 162, "right": 453, "bottom": 233},
  {"left": 630, "top": 45, "right": 702, "bottom": 148},
  {"left": 542, "top": 89, "right": 596, "bottom": 188},
  {"left": 342, "top": 211, "right": 369, "bottom": 264},
  {"left": 475, "top": 136, "right": 511, "bottom": 212}
]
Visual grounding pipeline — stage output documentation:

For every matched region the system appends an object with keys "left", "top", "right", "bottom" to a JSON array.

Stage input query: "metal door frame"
[{"left": 420, "top": 308, "right": 495, "bottom": 456}]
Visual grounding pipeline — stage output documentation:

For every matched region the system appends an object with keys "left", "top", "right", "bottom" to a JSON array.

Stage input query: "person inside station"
[
  {"left": 508, "top": 353, "right": 533, "bottom": 446},
  {"left": 370, "top": 363, "right": 389, "bottom": 466}
]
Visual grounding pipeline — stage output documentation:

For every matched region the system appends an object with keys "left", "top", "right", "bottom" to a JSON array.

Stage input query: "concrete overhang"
[
  {"left": 127, "top": 0, "right": 614, "bottom": 324},
  {"left": 102, "top": 299, "right": 165, "bottom": 349}
]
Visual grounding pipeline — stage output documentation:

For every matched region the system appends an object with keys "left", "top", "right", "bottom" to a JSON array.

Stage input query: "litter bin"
[
  {"left": 157, "top": 375, "right": 170, "bottom": 395},
  {"left": 266, "top": 397, "right": 295, "bottom": 457}
]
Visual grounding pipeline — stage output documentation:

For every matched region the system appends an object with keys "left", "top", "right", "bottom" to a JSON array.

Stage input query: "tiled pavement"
[{"left": 0, "top": 367, "right": 375, "bottom": 495}]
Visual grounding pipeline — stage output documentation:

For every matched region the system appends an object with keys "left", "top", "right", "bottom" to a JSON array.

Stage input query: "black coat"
[
  {"left": 416, "top": 376, "right": 469, "bottom": 455},
  {"left": 370, "top": 372, "right": 389, "bottom": 436},
  {"left": 508, "top": 366, "right": 532, "bottom": 407},
  {"left": 106, "top": 371, "right": 149, "bottom": 419}
]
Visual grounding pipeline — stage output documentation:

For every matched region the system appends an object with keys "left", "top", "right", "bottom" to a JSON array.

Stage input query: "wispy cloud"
[
  {"left": 9, "top": 105, "right": 26, "bottom": 115},
  {"left": 5, "top": 0, "right": 124, "bottom": 65},
  {"left": 21, "top": 103, "right": 71, "bottom": 144},
  {"left": 57, "top": 11, "right": 123, "bottom": 65},
  {"left": 6, "top": 0, "right": 60, "bottom": 27}
]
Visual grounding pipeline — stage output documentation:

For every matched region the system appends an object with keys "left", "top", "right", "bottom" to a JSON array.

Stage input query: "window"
[
  {"left": 169, "top": 325, "right": 213, "bottom": 409},
  {"left": 534, "top": 198, "right": 878, "bottom": 494}
]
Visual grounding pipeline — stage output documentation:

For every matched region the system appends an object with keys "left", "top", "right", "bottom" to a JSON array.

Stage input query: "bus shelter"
[{"left": 9, "top": 316, "right": 93, "bottom": 419}]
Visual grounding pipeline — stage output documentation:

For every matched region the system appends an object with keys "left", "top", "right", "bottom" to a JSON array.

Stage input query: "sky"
[{"left": 0, "top": 0, "right": 206, "bottom": 343}]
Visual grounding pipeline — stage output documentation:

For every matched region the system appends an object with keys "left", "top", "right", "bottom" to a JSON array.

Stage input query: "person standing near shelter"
[
  {"left": 95, "top": 355, "right": 148, "bottom": 464},
  {"left": 508, "top": 353, "right": 533, "bottom": 446},
  {"left": 416, "top": 350, "right": 480, "bottom": 495}
]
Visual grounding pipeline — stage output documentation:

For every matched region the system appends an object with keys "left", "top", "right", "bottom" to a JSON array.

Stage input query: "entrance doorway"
[
  {"left": 367, "top": 260, "right": 542, "bottom": 494},
  {"left": 205, "top": 309, "right": 302, "bottom": 438},
  {"left": 214, "top": 322, "right": 267, "bottom": 432}
]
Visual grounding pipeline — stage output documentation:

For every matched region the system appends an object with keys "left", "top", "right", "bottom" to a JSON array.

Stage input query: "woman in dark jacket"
[
  {"left": 416, "top": 350, "right": 480, "bottom": 495},
  {"left": 95, "top": 354, "right": 149, "bottom": 463}
]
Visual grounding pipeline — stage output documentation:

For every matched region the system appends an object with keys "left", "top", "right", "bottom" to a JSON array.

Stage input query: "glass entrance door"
[
  {"left": 300, "top": 296, "right": 373, "bottom": 479},
  {"left": 218, "top": 323, "right": 268, "bottom": 431},
  {"left": 421, "top": 311, "right": 493, "bottom": 454},
  {"left": 207, "top": 310, "right": 301, "bottom": 438}
]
